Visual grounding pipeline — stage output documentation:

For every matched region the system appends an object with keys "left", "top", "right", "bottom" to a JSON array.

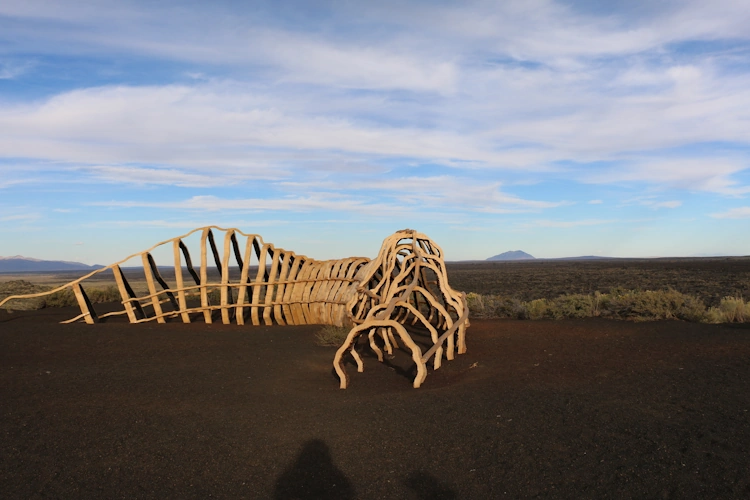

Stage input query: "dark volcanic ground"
[
  {"left": 446, "top": 257, "right": 750, "bottom": 307},
  {"left": 1, "top": 308, "right": 749, "bottom": 498}
]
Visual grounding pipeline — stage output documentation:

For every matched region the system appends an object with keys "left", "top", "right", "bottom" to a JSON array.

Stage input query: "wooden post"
[
  {"left": 141, "top": 253, "right": 165, "bottom": 323},
  {"left": 112, "top": 265, "right": 137, "bottom": 323},
  {"left": 72, "top": 283, "right": 98, "bottom": 324},
  {"left": 173, "top": 240, "right": 191, "bottom": 323}
]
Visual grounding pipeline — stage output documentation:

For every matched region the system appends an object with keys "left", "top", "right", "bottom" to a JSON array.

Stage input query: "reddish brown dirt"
[{"left": 2, "top": 308, "right": 749, "bottom": 498}]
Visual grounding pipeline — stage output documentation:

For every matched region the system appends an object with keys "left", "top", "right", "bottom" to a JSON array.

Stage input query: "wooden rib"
[
  {"left": 172, "top": 240, "right": 191, "bottom": 323},
  {"left": 289, "top": 260, "right": 312, "bottom": 325},
  {"left": 262, "top": 246, "right": 281, "bottom": 325},
  {"left": 220, "top": 230, "right": 234, "bottom": 324},
  {"left": 141, "top": 253, "right": 165, "bottom": 323},
  {"left": 72, "top": 283, "right": 97, "bottom": 324},
  {"left": 309, "top": 260, "right": 333, "bottom": 324},
  {"left": 147, "top": 253, "right": 179, "bottom": 310},
  {"left": 235, "top": 234, "right": 256, "bottom": 326},
  {"left": 250, "top": 243, "right": 269, "bottom": 326},
  {"left": 273, "top": 251, "right": 291, "bottom": 325},
  {"left": 112, "top": 264, "right": 137, "bottom": 323},
  {"left": 300, "top": 262, "right": 324, "bottom": 324},
  {"left": 281, "top": 256, "right": 303, "bottom": 325},
  {"left": 199, "top": 228, "right": 212, "bottom": 324}
]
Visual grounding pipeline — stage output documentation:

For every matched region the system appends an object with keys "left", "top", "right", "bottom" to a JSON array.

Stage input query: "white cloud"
[
  {"left": 90, "top": 219, "right": 293, "bottom": 229},
  {"left": 711, "top": 206, "right": 750, "bottom": 219},
  {"left": 585, "top": 158, "right": 750, "bottom": 195},
  {"left": 1, "top": 0, "right": 750, "bottom": 190},
  {"left": 0, "top": 213, "right": 40, "bottom": 222},
  {"left": 281, "top": 175, "right": 566, "bottom": 213},
  {"left": 521, "top": 219, "right": 616, "bottom": 228},
  {"left": 651, "top": 200, "right": 682, "bottom": 209},
  {"left": 82, "top": 165, "right": 249, "bottom": 188},
  {"left": 87, "top": 194, "right": 403, "bottom": 217},
  {"left": 588, "top": 199, "right": 603, "bottom": 204},
  {"left": 0, "top": 59, "right": 33, "bottom": 79}
]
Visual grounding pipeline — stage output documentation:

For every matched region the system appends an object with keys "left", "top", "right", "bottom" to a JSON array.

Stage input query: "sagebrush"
[{"left": 467, "top": 289, "right": 749, "bottom": 324}]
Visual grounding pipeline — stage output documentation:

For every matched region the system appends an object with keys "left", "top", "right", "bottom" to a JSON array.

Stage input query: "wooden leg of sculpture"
[
  {"left": 387, "top": 329, "right": 400, "bottom": 350},
  {"left": 446, "top": 329, "right": 455, "bottom": 361},
  {"left": 333, "top": 324, "right": 371, "bottom": 389},
  {"left": 367, "top": 327, "right": 384, "bottom": 362},
  {"left": 350, "top": 347, "right": 364, "bottom": 373},
  {"left": 381, "top": 327, "right": 393, "bottom": 355},
  {"left": 458, "top": 323, "right": 467, "bottom": 354},
  {"left": 386, "top": 321, "right": 427, "bottom": 388},
  {"left": 457, "top": 293, "right": 468, "bottom": 354},
  {"left": 334, "top": 320, "right": 427, "bottom": 389}
]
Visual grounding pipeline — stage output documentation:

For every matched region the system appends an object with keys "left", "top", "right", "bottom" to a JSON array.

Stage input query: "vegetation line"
[
  {"left": 3, "top": 280, "right": 749, "bottom": 324},
  {"left": 467, "top": 288, "right": 750, "bottom": 324}
]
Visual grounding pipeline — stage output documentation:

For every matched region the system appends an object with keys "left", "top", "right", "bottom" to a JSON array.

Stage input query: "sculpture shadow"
[
  {"left": 404, "top": 470, "right": 458, "bottom": 499},
  {"left": 274, "top": 439, "right": 354, "bottom": 500}
]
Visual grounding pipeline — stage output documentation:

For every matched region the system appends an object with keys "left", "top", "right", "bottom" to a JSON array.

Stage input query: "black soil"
[{"left": 1, "top": 308, "right": 749, "bottom": 498}]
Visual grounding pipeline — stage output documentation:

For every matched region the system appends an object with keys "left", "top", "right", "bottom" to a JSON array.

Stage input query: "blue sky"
[{"left": 1, "top": 0, "right": 749, "bottom": 264}]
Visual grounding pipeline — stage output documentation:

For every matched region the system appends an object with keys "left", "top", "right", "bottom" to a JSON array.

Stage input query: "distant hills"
[
  {"left": 487, "top": 250, "right": 536, "bottom": 261},
  {"left": 486, "top": 251, "right": 615, "bottom": 261},
  {"left": 0, "top": 255, "right": 103, "bottom": 273}
]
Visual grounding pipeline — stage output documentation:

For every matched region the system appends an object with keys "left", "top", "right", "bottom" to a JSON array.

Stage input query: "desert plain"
[{"left": 1, "top": 258, "right": 749, "bottom": 498}]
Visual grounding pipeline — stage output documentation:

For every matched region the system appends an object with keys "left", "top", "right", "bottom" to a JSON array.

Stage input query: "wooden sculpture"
[{"left": 0, "top": 227, "right": 469, "bottom": 388}]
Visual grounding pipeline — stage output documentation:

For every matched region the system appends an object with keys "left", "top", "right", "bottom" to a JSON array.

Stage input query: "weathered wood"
[
  {"left": 199, "top": 228, "right": 212, "bottom": 324},
  {"left": 113, "top": 264, "right": 138, "bottom": 323},
  {"left": 173, "top": 241, "right": 191, "bottom": 323},
  {"left": 142, "top": 253, "right": 165, "bottom": 324},
  {"left": 72, "top": 283, "right": 97, "bottom": 324}
]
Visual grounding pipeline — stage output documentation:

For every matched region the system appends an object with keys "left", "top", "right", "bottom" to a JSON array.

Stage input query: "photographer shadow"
[{"left": 274, "top": 439, "right": 354, "bottom": 500}]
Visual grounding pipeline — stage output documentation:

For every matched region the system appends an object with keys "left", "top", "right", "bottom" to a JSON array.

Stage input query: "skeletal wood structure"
[{"left": 0, "top": 226, "right": 469, "bottom": 388}]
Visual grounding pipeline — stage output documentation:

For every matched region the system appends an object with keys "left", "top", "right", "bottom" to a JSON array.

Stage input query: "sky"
[{"left": 1, "top": 0, "right": 750, "bottom": 265}]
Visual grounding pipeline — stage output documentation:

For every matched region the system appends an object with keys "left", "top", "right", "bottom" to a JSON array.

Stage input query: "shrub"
[
  {"left": 86, "top": 286, "right": 122, "bottom": 304},
  {"left": 44, "top": 288, "right": 77, "bottom": 308},
  {"left": 601, "top": 288, "right": 706, "bottom": 321},
  {"left": 315, "top": 325, "right": 351, "bottom": 347},
  {"left": 490, "top": 296, "right": 527, "bottom": 319},
  {"left": 467, "top": 293, "right": 528, "bottom": 319},
  {"left": 550, "top": 294, "right": 594, "bottom": 319},
  {"left": 706, "top": 297, "right": 750, "bottom": 323},
  {"left": 526, "top": 298, "right": 550, "bottom": 320},
  {"left": 466, "top": 292, "right": 485, "bottom": 316},
  {"left": 460, "top": 288, "right": 750, "bottom": 324}
]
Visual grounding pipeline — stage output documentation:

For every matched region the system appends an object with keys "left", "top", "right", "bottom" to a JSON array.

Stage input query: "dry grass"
[
  {"left": 467, "top": 289, "right": 750, "bottom": 324},
  {"left": 314, "top": 325, "right": 351, "bottom": 347},
  {"left": 1, "top": 280, "right": 121, "bottom": 311}
]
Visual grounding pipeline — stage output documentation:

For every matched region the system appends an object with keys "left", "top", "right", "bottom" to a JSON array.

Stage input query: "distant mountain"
[
  {"left": 0, "top": 255, "right": 103, "bottom": 272},
  {"left": 487, "top": 250, "right": 535, "bottom": 261}
]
